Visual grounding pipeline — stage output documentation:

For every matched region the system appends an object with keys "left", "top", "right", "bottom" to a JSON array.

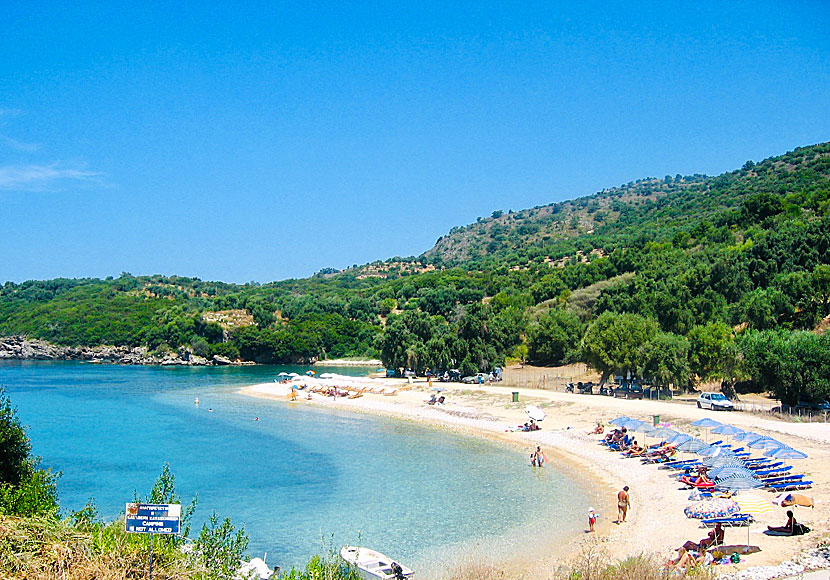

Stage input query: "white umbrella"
[{"left": 525, "top": 405, "right": 546, "bottom": 422}]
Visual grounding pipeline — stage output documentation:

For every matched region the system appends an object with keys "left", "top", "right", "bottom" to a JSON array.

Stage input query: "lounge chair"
[
  {"left": 382, "top": 389, "right": 398, "bottom": 396},
  {"left": 348, "top": 388, "right": 367, "bottom": 399},
  {"left": 767, "top": 481, "right": 813, "bottom": 492},
  {"left": 701, "top": 513, "right": 755, "bottom": 527}
]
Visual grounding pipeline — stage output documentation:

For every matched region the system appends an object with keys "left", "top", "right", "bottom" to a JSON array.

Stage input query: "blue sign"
[{"left": 125, "top": 503, "right": 181, "bottom": 535}]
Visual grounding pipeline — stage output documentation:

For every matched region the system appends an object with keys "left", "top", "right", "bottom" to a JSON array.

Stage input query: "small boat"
[{"left": 339, "top": 546, "right": 414, "bottom": 580}]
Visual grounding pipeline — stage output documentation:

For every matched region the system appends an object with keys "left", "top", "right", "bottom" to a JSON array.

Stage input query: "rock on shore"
[{"left": 0, "top": 335, "right": 240, "bottom": 366}]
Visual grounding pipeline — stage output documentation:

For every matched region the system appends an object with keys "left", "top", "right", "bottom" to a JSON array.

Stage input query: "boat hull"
[{"left": 340, "top": 546, "right": 414, "bottom": 580}]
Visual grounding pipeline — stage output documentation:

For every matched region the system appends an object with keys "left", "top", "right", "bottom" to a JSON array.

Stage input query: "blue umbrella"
[
  {"left": 742, "top": 433, "right": 768, "bottom": 445},
  {"left": 666, "top": 433, "right": 692, "bottom": 445},
  {"left": 697, "top": 445, "right": 734, "bottom": 458},
  {"left": 711, "top": 424, "right": 744, "bottom": 436},
  {"left": 709, "top": 466, "right": 757, "bottom": 479},
  {"left": 677, "top": 439, "right": 708, "bottom": 452},
  {"left": 691, "top": 418, "right": 723, "bottom": 428},
  {"left": 764, "top": 446, "right": 808, "bottom": 460},
  {"left": 703, "top": 455, "right": 744, "bottom": 468},
  {"left": 691, "top": 417, "right": 723, "bottom": 442},
  {"left": 621, "top": 419, "right": 647, "bottom": 430},
  {"left": 609, "top": 416, "right": 630, "bottom": 426},
  {"left": 715, "top": 475, "right": 764, "bottom": 491},
  {"left": 748, "top": 437, "right": 785, "bottom": 450},
  {"left": 650, "top": 428, "right": 678, "bottom": 440},
  {"left": 733, "top": 431, "right": 759, "bottom": 442}
]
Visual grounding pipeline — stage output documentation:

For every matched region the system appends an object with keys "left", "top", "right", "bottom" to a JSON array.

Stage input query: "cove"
[{"left": 0, "top": 361, "right": 587, "bottom": 573}]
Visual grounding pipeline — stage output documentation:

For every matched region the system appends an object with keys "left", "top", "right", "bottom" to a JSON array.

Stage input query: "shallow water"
[{"left": 0, "top": 361, "right": 588, "bottom": 573}]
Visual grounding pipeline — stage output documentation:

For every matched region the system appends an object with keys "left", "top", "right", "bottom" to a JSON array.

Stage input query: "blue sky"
[{"left": 2, "top": 1, "right": 829, "bottom": 283}]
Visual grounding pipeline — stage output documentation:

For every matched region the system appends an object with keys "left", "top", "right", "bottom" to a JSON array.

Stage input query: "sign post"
[{"left": 125, "top": 503, "right": 181, "bottom": 579}]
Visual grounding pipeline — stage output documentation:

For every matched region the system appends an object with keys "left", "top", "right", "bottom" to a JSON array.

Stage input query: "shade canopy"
[
  {"left": 691, "top": 418, "right": 723, "bottom": 428},
  {"left": 703, "top": 455, "right": 745, "bottom": 468},
  {"left": 735, "top": 492, "right": 775, "bottom": 515},
  {"left": 733, "top": 431, "right": 760, "bottom": 442},
  {"left": 711, "top": 424, "right": 744, "bottom": 436},
  {"left": 715, "top": 475, "right": 765, "bottom": 491},
  {"left": 748, "top": 437, "right": 785, "bottom": 450},
  {"left": 684, "top": 497, "right": 740, "bottom": 520},
  {"left": 677, "top": 439, "right": 708, "bottom": 452},
  {"left": 666, "top": 433, "right": 693, "bottom": 445},
  {"left": 708, "top": 466, "right": 757, "bottom": 480},
  {"left": 525, "top": 405, "right": 546, "bottom": 422},
  {"left": 609, "top": 416, "right": 630, "bottom": 426},
  {"left": 764, "top": 446, "right": 808, "bottom": 459},
  {"left": 650, "top": 428, "right": 678, "bottom": 440},
  {"left": 697, "top": 445, "right": 733, "bottom": 458}
]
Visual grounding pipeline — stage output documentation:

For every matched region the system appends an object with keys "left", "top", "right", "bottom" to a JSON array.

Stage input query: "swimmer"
[
  {"left": 208, "top": 408, "right": 214, "bottom": 412},
  {"left": 254, "top": 417, "right": 259, "bottom": 421},
  {"left": 194, "top": 397, "right": 199, "bottom": 405}
]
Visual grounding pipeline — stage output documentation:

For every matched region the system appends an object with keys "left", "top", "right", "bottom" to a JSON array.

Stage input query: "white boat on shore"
[{"left": 339, "top": 546, "right": 414, "bottom": 580}]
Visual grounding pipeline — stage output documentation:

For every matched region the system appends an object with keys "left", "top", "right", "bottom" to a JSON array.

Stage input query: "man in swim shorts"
[{"left": 617, "top": 485, "right": 630, "bottom": 523}]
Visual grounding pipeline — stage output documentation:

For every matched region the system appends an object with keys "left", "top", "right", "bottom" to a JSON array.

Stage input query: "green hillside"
[{"left": 2, "top": 142, "right": 830, "bottom": 404}]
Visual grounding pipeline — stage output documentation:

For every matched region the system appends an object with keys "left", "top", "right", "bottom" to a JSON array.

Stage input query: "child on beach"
[{"left": 588, "top": 508, "right": 598, "bottom": 532}]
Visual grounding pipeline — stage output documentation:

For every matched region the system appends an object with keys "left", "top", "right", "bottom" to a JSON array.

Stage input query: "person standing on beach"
[
  {"left": 588, "top": 508, "right": 597, "bottom": 532},
  {"left": 617, "top": 486, "right": 630, "bottom": 523}
]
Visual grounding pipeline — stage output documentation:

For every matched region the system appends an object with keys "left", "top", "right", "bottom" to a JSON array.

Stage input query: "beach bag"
[{"left": 730, "top": 553, "right": 741, "bottom": 564}]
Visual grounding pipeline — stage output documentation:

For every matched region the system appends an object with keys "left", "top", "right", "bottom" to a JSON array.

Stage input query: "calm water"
[{"left": 0, "top": 361, "right": 587, "bottom": 574}]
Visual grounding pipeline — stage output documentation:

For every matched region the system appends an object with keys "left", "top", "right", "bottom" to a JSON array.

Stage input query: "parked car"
[
  {"left": 613, "top": 384, "right": 644, "bottom": 399},
  {"left": 697, "top": 392, "right": 734, "bottom": 411},
  {"left": 461, "top": 373, "right": 487, "bottom": 384}
]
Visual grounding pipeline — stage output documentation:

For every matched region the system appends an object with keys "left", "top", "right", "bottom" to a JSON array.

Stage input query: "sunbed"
[
  {"left": 701, "top": 513, "right": 755, "bottom": 527},
  {"left": 767, "top": 481, "right": 812, "bottom": 492}
]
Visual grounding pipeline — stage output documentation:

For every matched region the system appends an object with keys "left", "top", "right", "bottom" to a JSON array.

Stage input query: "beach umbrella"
[
  {"left": 525, "top": 405, "right": 546, "bottom": 422},
  {"left": 666, "top": 432, "right": 692, "bottom": 446},
  {"left": 734, "top": 491, "right": 775, "bottom": 547},
  {"left": 708, "top": 466, "right": 756, "bottom": 480},
  {"left": 733, "top": 431, "right": 760, "bottom": 442},
  {"left": 684, "top": 497, "right": 740, "bottom": 519},
  {"left": 288, "top": 372, "right": 300, "bottom": 377},
  {"left": 748, "top": 437, "right": 785, "bottom": 450},
  {"left": 691, "top": 417, "right": 722, "bottom": 442},
  {"left": 764, "top": 446, "right": 807, "bottom": 460},
  {"left": 711, "top": 424, "right": 743, "bottom": 436},
  {"left": 305, "top": 370, "right": 316, "bottom": 376},
  {"left": 711, "top": 424, "right": 744, "bottom": 444},
  {"left": 650, "top": 427, "right": 677, "bottom": 440},
  {"left": 703, "top": 455, "right": 744, "bottom": 468},
  {"left": 691, "top": 418, "right": 723, "bottom": 428},
  {"left": 735, "top": 492, "right": 774, "bottom": 515},
  {"left": 715, "top": 475, "right": 764, "bottom": 491},
  {"left": 677, "top": 438, "right": 708, "bottom": 452},
  {"left": 697, "top": 445, "right": 733, "bottom": 458},
  {"left": 431, "top": 386, "right": 445, "bottom": 392},
  {"left": 609, "top": 416, "right": 630, "bottom": 426},
  {"left": 742, "top": 433, "right": 768, "bottom": 445},
  {"left": 772, "top": 492, "right": 814, "bottom": 508},
  {"left": 277, "top": 372, "right": 289, "bottom": 376}
]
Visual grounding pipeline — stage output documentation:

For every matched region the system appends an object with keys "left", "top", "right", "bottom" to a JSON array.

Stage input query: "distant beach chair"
[
  {"left": 348, "top": 388, "right": 366, "bottom": 399},
  {"left": 383, "top": 389, "right": 398, "bottom": 396}
]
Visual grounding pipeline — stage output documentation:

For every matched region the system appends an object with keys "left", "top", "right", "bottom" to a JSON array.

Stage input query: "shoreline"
[{"left": 239, "top": 373, "right": 829, "bottom": 578}]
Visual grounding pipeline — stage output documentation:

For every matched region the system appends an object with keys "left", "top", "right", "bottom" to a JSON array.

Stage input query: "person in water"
[
  {"left": 617, "top": 486, "right": 630, "bottom": 523},
  {"left": 530, "top": 446, "right": 545, "bottom": 467}
]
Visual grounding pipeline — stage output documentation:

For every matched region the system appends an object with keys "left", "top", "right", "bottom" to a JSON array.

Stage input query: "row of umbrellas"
[{"left": 608, "top": 415, "right": 808, "bottom": 491}]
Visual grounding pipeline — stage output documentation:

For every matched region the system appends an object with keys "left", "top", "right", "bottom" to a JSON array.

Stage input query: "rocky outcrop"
[{"left": 0, "top": 336, "right": 244, "bottom": 366}]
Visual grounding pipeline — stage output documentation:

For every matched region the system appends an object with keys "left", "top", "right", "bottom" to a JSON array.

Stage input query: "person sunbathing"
[
  {"left": 683, "top": 523, "right": 723, "bottom": 551},
  {"left": 622, "top": 440, "right": 643, "bottom": 454},
  {"left": 588, "top": 422, "right": 604, "bottom": 435},
  {"left": 767, "top": 510, "right": 805, "bottom": 535}
]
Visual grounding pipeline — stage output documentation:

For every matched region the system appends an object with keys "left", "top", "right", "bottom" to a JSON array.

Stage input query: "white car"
[{"left": 697, "top": 392, "right": 734, "bottom": 411}]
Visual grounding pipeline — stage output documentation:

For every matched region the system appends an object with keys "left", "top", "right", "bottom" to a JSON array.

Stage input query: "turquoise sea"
[{"left": 0, "top": 361, "right": 588, "bottom": 574}]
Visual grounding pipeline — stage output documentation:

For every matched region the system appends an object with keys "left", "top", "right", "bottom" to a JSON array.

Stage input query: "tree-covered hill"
[{"left": 2, "top": 142, "right": 830, "bottom": 404}]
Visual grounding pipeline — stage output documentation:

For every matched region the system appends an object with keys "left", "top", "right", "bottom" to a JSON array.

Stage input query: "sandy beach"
[{"left": 240, "top": 367, "right": 829, "bottom": 578}]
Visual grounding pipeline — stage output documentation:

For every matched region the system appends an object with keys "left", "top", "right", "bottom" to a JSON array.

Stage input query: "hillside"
[{"left": 2, "top": 142, "right": 830, "bottom": 404}]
